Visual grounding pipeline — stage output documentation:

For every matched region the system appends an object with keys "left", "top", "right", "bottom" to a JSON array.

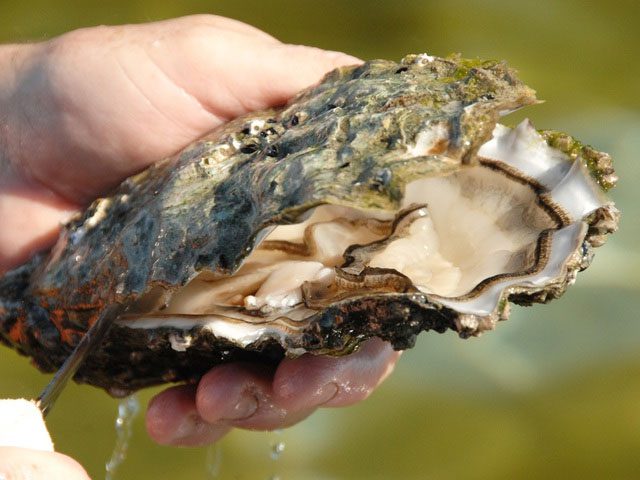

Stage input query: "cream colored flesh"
[
  {"left": 372, "top": 163, "right": 557, "bottom": 297},
  {"left": 121, "top": 120, "right": 611, "bottom": 346}
]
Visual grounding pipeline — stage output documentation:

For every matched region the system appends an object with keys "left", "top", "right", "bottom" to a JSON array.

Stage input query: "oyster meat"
[{"left": 0, "top": 54, "right": 618, "bottom": 395}]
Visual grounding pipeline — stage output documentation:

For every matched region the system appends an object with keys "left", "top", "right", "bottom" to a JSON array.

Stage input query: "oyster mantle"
[{"left": 0, "top": 54, "right": 618, "bottom": 395}]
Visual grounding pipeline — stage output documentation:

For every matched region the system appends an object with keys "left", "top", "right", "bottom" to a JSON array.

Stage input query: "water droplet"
[
  {"left": 265, "top": 430, "right": 285, "bottom": 479},
  {"left": 270, "top": 441, "right": 285, "bottom": 460},
  {"left": 105, "top": 395, "right": 140, "bottom": 480}
]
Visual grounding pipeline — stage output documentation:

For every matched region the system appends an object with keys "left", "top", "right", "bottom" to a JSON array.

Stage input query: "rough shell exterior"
[{"left": 0, "top": 54, "right": 617, "bottom": 395}]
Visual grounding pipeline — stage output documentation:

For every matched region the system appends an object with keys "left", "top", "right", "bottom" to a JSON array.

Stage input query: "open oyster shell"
[{"left": 0, "top": 54, "right": 618, "bottom": 395}]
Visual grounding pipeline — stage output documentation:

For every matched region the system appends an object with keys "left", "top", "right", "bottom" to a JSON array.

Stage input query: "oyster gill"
[{"left": 0, "top": 54, "right": 618, "bottom": 395}]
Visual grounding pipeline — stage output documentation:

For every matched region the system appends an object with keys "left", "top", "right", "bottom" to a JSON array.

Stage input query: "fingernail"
[
  {"left": 315, "top": 382, "right": 339, "bottom": 406},
  {"left": 325, "top": 51, "right": 362, "bottom": 65},
  {"left": 170, "top": 412, "right": 206, "bottom": 443},
  {"left": 220, "top": 394, "right": 258, "bottom": 421},
  {"left": 168, "top": 412, "right": 230, "bottom": 446}
]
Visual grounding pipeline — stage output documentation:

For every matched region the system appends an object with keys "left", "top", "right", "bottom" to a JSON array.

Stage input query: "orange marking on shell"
[
  {"left": 65, "top": 301, "right": 104, "bottom": 312},
  {"left": 428, "top": 138, "right": 449, "bottom": 155},
  {"left": 84, "top": 312, "right": 100, "bottom": 329},
  {"left": 59, "top": 327, "right": 81, "bottom": 345},
  {"left": 49, "top": 309, "right": 80, "bottom": 346},
  {"left": 49, "top": 309, "right": 67, "bottom": 331},
  {"left": 8, "top": 315, "right": 27, "bottom": 344}
]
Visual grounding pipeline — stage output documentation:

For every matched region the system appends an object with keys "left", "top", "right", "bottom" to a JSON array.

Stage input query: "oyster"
[{"left": 0, "top": 54, "right": 618, "bottom": 395}]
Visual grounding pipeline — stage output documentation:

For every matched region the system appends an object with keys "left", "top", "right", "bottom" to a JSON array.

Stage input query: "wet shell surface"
[{"left": 0, "top": 54, "right": 618, "bottom": 395}]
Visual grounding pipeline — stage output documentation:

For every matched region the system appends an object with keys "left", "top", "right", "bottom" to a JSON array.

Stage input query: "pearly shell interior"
[{"left": 119, "top": 120, "right": 610, "bottom": 349}]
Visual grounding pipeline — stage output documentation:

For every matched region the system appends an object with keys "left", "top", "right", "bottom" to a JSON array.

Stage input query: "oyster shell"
[{"left": 0, "top": 54, "right": 618, "bottom": 395}]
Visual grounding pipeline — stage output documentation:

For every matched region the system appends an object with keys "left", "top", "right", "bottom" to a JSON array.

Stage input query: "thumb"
[
  {"left": 0, "top": 399, "right": 53, "bottom": 451},
  {"left": 153, "top": 29, "right": 362, "bottom": 118},
  {"left": 240, "top": 44, "right": 363, "bottom": 107},
  {"left": 0, "top": 399, "right": 90, "bottom": 479},
  {"left": 0, "top": 447, "right": 90, "bottom": 480}
]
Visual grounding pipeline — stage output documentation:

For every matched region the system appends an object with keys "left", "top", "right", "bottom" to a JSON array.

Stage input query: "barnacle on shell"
[{"left": 0, "top": 54, "right": 618, "bottom": 395}]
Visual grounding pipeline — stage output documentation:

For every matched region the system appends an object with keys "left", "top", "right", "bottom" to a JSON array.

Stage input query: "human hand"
[
  {"left": 0, "top": 399, "right": 89, "bottom": 479},
  {"left": 0, "top": 15, "right": 401, "bottom": 446}
]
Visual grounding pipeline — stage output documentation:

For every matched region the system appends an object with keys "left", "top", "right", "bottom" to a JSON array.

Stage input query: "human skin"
[
  {"left": 0, "top": 447, "right": 90, "bottom": 480},
  {"left": 0, "top": 14, "right": 401, "bottom": 473}
]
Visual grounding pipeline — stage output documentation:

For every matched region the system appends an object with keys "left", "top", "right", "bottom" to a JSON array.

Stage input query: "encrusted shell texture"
[{"left": 0, "top": 54, "right": 618, "bottom": 395}]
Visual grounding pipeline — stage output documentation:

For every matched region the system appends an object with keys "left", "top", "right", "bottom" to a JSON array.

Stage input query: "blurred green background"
[{"left": 0, "top": 0, "right": 638, "bottom": 478}]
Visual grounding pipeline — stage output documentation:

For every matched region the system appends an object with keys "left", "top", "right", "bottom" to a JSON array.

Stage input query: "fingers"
[
  {"left": 155, "top": 14, "right": 280, "bottom": 43},
  {"left": 236, "top": 43, "right": 362, "bottom": 108},
  {"left": 0, "top": 181, "right": 78, "bottom": 274},
  {"left": 195, "top": 363, "right": 317, "bottom": 431},
  {"left": 146, "top": 385, "right": 231, "bottom": 447},
  {"left": 153, "top": 36, "right": 361, "bottom": 117},
  {"left": 2, "top": 15, "right": 361, "bottom": 205},
  {"left": 0, "top": 15, "right": 362, "bottom": 271},
  {"left": 147, "top": 363, "right": 316, "bottom": 446},
  {"left": 147, "top": 339, "right": 401, "bottom": 446},
  {"left": 0, "top": 447, "right": 90, "bottom": 480},
  {"left": 273, "top": 338, "right": 402, "bottom": 410},
  {"left": 0, "top": 400, "right": 89, "bottom": 478}
]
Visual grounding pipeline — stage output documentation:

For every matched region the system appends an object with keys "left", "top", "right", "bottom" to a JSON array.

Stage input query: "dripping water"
[
  {"left": 105, "top": 395, "right": 140, "bottom": 480},
  {"left": 270, "top": 439, "right": 285, "bottom": 461},
  {"left": 267, "top": 429, "right": 285, "bottom": 480},
  {"left": 205, "top": 443, "right": 223, "bottom": 478}
]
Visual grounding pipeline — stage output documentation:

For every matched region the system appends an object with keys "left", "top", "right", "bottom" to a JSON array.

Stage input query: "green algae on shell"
[{"left": 0, "top": 54, "right": 618, "bottom": 395}]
